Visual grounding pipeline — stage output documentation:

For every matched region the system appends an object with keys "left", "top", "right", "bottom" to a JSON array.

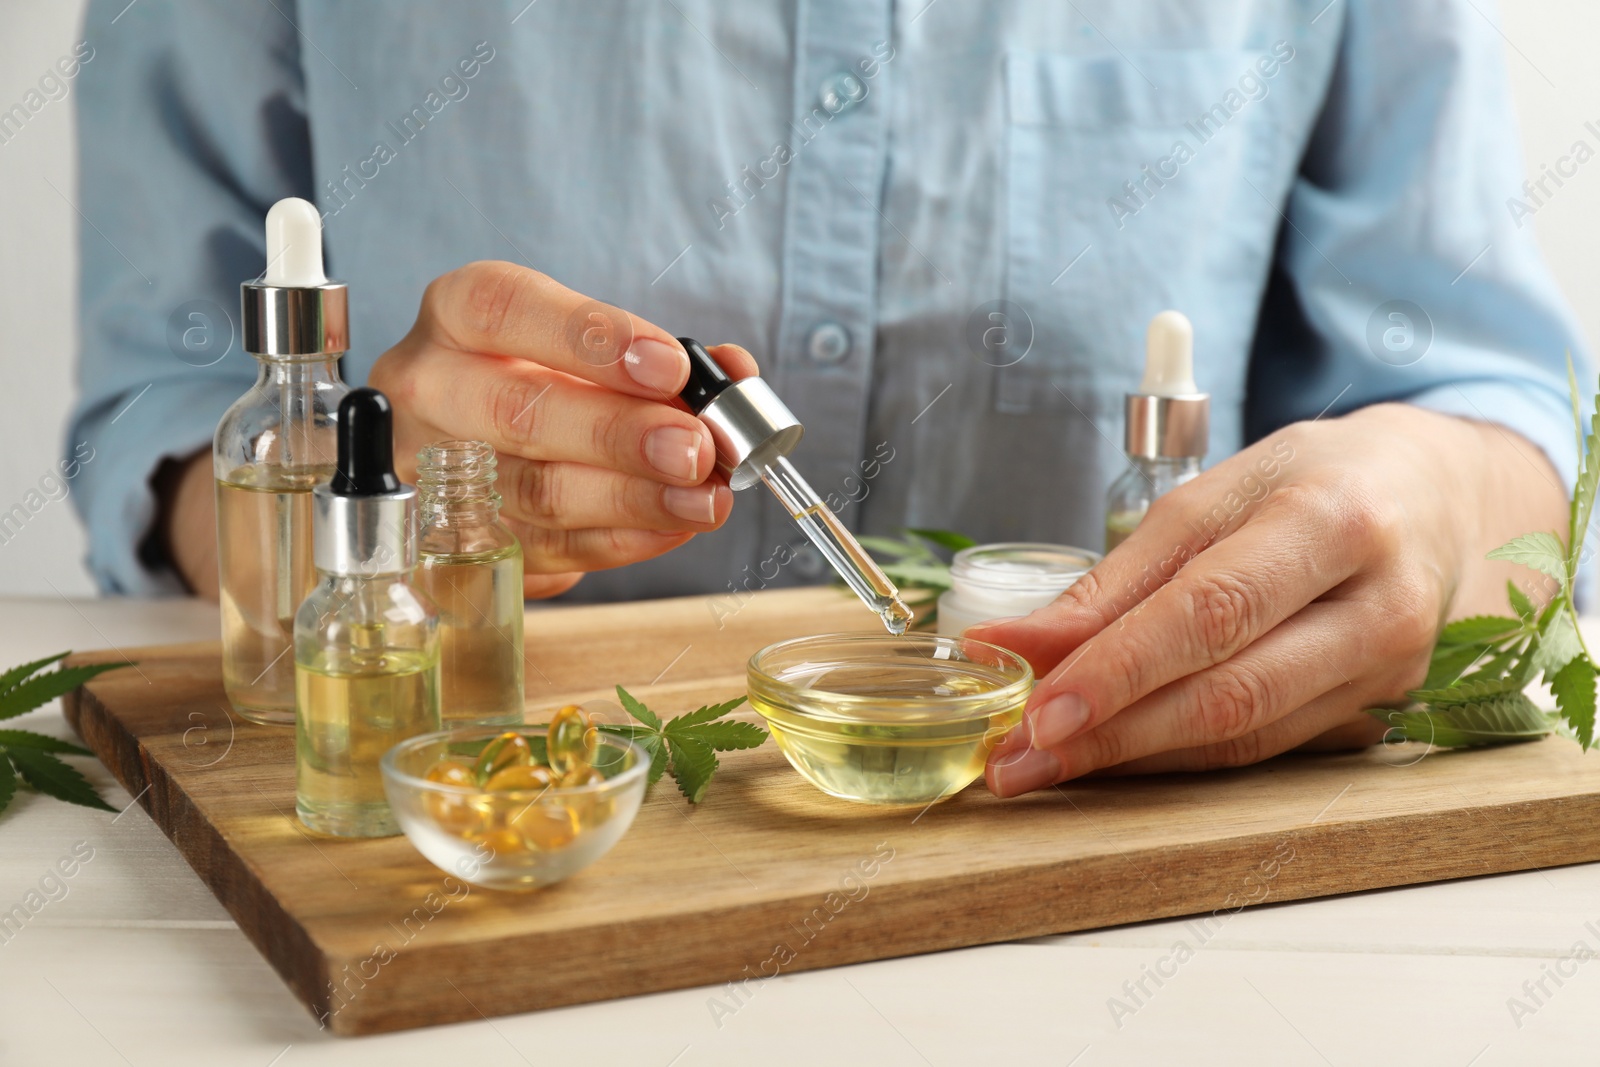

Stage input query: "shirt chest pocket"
[{"left": 998, "top": 47, "right": 1276, "bottom": 414}]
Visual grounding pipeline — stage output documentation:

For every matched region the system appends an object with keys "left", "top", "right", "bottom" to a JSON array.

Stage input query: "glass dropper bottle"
[
  {"left": 415, "top": 440, "right": 525, "bottom": 728},
  {"left": 214, "top": 197, "right": 349, "bottom": 725},
  {"left": 674, "top": 338, "right": 913, "bottom": 634},
  {"left": 294, "top": 388, "right": 440, "bottom": 837},
  {"left": 1105, "top": 310, "right": 1208, "bottom": 550}
]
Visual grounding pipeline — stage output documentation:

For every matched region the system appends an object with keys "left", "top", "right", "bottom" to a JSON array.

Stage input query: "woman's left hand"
[{"left": 969, "top": 403, "right": 1567, "bottom": 796}]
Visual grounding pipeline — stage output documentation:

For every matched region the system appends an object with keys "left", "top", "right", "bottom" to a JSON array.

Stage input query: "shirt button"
[
  {"left": 791, "top": 542, "right": 827, "bottom": 581},
  {"left": 818, "top": 71, "right": 864, "bottom": 114},
  {"left": 806, "top": 322, "right": 851, "bottom": 365}
]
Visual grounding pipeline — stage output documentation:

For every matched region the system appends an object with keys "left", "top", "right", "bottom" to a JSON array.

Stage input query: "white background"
[{"left": 1, "top": 1, "right": 1596, "bottom": 598}]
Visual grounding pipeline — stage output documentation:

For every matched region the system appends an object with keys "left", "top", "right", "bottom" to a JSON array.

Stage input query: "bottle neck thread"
[
  {"left": 252, "top": 355, "right": 341, "bottom": 382},
  {"left": 417, "top": 440, "right": 502, "bottom": 527},
  {"left": 1130, "top": 455, "right": 1201, "bottom": 476}
]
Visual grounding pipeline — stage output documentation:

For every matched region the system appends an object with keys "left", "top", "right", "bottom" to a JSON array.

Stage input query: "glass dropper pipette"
[
  {"left": 757, "top": 453, "right": 913, "bottom": 634},
  {"left": 675, "top": 338, "right": 913, "bottom": 635}
]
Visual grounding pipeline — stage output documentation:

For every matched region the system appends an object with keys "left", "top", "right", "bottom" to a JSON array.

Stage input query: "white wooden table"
[{"left": 0, "top": 596, "right": 1591, "bottom": 1064}]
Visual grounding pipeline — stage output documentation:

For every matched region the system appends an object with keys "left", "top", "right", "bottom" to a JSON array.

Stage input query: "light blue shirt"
[{"left": 71, "top": 0, "right": 1591, "bottom": 602}]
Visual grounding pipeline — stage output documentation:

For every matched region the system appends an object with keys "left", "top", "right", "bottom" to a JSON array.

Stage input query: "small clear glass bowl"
[
  {"left": 380, "top": 725, "right": 649, "bottom": 891},
  {"left": 747, "top": 633, "right": 1033, "bottom": 806}
]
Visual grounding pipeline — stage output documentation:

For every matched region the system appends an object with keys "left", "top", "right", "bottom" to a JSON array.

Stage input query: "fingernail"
[
  {"left": 624, "top": 338, "right": 688, "bottom": 395},
  {"left": 645, "top": 426, "right": 703, "bottom": 481},
  {"left": 1031, "top": 692, "right": 1091, "bottom": 749},
  {"left": 992, "top": 746, "right": 1060, "bottom": 797},
  {"left": 663, "top": 485, "right": 717, "bottom": 524}
]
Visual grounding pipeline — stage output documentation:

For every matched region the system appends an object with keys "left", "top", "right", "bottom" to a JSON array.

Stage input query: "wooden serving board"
[{"left": 63, "top": 587, "right": 1600, "bottom": 1036}]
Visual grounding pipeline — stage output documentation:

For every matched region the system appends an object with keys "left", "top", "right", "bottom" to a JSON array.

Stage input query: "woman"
[{"left": 70, "top": 0, "right": 1584, "bottom": 794}]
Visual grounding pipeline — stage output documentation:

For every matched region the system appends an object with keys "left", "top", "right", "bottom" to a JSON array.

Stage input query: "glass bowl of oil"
[
  {"left": 747, "top": 633, "right": 1033, "bottom": 806},
  {"left": 381, "top": 726, "right": 649, "bottom": 891}
]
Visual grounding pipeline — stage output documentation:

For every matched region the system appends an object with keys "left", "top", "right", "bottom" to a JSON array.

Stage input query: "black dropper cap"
[
  {"left": 330, "top": 387, "right": 401, "bottom": 496},
  {"left": 677, "top": 337, "right": 733, "bottom": 414}
]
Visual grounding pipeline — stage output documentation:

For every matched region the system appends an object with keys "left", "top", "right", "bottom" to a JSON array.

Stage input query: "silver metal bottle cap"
[
  {"left": 241, "top": 281, "right": 349, "bottom": 357},
  {"left": 700, "top": 377, "right": 804, "bottom": 490},
  {"left": 675, "top": 337, "right": 803, "bottom": 490},
  {"left": 1125, "top": 394, "right": 1209, "bottom": 460},
  {"left": 312, "top": 484, "right": 417, "bottom": 576}
]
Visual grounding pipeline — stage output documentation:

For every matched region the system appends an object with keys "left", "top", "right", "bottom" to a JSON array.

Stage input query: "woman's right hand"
[{"left": 368, "top": 260, "right": 755, "bottom": 598}]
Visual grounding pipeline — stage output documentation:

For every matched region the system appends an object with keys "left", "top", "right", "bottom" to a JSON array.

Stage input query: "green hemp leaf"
[
  {"left": 0, "top": 652, "right": 133, "bottom": 820},
  {"left": 1370, "top": 353, "right": 1600, "bottom": 750},
  {"left": 598, "top": 687, "right": 767, "bottom": 804}
]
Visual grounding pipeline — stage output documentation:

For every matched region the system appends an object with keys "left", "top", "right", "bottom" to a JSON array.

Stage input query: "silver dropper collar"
[
  {"left": 701, "top": 379, "right": 803, "bottom": 490},
  {"left": 676, "top": 337, "right": 802, "bottom": 490},
  {"left": 242, "top": 281, "right": 348, "bottom": 358},
  {"left": 1125, "top": 394, "right": 1208, "bottom": 459},
  {"left": 313, "top": 483, "right": 416, "bottom": 576}
]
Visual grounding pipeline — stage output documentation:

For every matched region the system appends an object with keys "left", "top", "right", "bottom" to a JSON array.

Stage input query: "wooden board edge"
[
  {"left": 62, "top": 684, "right": 338, "bottom": 1028},
  {"left": 323, "top": 789, "right": 1600, "bottom": 1035},
  {"left": 65, "top": 642, "right": 221, "bottom": 667}
]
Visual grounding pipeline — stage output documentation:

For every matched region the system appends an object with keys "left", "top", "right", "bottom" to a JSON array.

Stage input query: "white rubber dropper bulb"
[
  {"left": 1139, "top": 310, "right": 1198, "bottom": 396},
  {"left": 263, "top": 197, "right": 328, "bottom": 287}
]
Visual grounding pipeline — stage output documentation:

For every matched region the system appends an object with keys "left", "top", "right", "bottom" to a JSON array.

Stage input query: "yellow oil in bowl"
[{"left": 747, "top": 634, "right": 1032, "bottom": 806}]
